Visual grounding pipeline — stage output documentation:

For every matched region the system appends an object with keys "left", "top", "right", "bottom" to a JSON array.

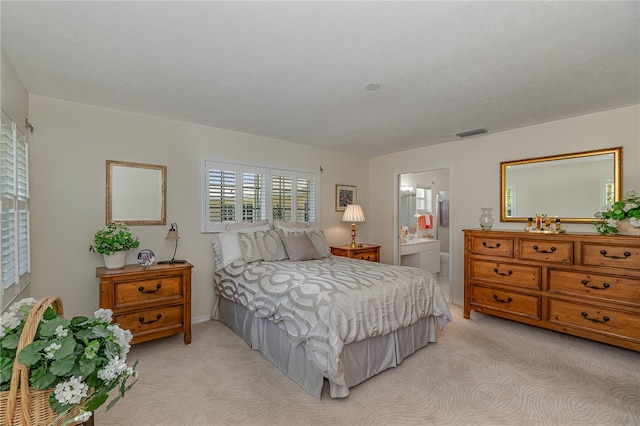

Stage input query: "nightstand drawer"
[
  {"left": 352, "top": 249, "right": 379, "bottom": 262},
  {"left": 114, "top": 276, "right": 183, "bottom": 308},
  {"left": 330, "top": 244, "right": 381, "bottom": 262},
  {"left": 114, "top": 305, "right": 184, "bottom": 343}
]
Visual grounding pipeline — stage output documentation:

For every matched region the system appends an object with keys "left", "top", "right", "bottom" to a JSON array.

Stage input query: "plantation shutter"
[
  {"left": 1, "top": 109, "right": 30, "bottom": 310},
  {"left": 296, "top": 172, "right": 315, "bottom": 222},
  {"left": 271, "top": 170, "right": 293, "bottom": 222}
]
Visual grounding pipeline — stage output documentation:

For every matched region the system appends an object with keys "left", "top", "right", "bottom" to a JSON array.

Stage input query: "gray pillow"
[
  {"left": 281, "top": 233, "right": 322, "bottom": 261},
  {"left": 288, "top": 229, "right": 331, "bottom": 258},
  {"left": 255, "top": 230, "right": 288, "bottom": 261}
]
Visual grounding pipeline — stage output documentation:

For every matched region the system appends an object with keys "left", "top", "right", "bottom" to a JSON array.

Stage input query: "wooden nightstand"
[
  {"left": 96, "top": 262, "right": 193, "bottom": 345},
  {"left": 330, "top": 244, "right": 381, "bottom": 262}
]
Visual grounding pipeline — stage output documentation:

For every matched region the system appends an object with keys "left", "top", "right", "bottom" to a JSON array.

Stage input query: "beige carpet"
[{"left": 96, "top": 304, "right": 639, "bottom": 426}]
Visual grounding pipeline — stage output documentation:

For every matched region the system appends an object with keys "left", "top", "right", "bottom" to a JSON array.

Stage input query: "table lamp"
[
  {"left": 342, "top": 204, "right": 366, "bottom": 248},
  {"left": 158, "top": 223, "right": 186, "bottom": 264}
]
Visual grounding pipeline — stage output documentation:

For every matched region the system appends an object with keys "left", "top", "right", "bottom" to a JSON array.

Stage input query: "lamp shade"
[
  {"left": 342, "top": 204, "right": 366, "bottom": 223},
  {"left": 165, "top": 223, "right": 180, "bottom": 240}
]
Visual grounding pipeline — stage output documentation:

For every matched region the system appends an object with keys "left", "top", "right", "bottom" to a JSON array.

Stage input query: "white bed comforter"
[{"left": 215, "top": 256, "right": 452, "bottom": 392}]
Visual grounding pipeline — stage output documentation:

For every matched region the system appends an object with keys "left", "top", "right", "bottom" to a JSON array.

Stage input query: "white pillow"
[
  {"left": 255, "top": 230, "right": 288, "bottom": 261},
  {"left": 225, "top": 220, "right": 271, "bottom": 232},
  {"left": 212, "top": 232, "right": 245, "bottom": 269},
  {"left": 273, "top": 221, "right": 318, "bottom": 234}
]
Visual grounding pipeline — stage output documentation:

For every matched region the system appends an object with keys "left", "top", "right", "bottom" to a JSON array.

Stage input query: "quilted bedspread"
[{"left": 214, "top": 256, "right": 452, "bottom": 391}]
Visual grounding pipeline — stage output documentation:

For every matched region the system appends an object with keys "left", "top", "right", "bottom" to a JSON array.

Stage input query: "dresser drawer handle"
[
  {"left": 493, "top": 267, "right": 513, "bottom": 276},
  {"left": 599, "top": 250, "right": 631, "bottom": 260},
  {"left": 482, "top": 242, "right": 501, "bottom": 249},
  {"left": 493, "top": 294, "right": 513, "bottom": 304},
  {"left": 532, "top": 245, "right": 556, "bottom": 254},
  {"left": 139, "top": 313, "right": 162, "bottom": 324},
  {"left": 580, "top": 280, "right": 610, "bottom": 290},
  {"left": 581, "top": 312, "right": 610, "bottom": 323},
  {"left": 139, "top": 283, "right": 162, "bottom": 293}
]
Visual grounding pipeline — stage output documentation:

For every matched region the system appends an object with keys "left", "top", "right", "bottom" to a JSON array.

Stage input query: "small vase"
[
  {"left": 104, "top": 251, "right": 127, "bottom": 269},
  {"left": 479, "top": 208, "right": 495, "bottom": 230}
]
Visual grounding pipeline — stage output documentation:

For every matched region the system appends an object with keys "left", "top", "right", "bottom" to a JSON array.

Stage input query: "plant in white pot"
[{"left": 89, "top": 223, "right": 140, "bottom": 269}]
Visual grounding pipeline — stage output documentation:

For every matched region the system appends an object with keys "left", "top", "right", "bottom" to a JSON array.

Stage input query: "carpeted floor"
[{"left": 96, "top": 304, "right": 639, "bottom": 426}]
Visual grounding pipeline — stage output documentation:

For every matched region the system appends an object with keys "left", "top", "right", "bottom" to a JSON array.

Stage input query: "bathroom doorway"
[{"left": 397, "top": 168, "right": 452, "bottom": 301}]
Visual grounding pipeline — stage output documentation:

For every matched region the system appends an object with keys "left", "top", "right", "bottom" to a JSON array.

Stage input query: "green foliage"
[
  {"left": 593, "top": 190, "right": 640, "bottom": 235},
  {"left": 89, "top": 223, "right": 140, "bottom": 255},
  {"left": 0, "top": 298, "right": 138, "bottom": 424}
]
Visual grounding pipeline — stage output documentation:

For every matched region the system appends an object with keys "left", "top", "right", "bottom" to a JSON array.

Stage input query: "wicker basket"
[
  {"left": 0, "top": 296, "right": 79, "bottom": 426},
  {"left": 617, "top": 219, "right": 640, "bottom": 236}
]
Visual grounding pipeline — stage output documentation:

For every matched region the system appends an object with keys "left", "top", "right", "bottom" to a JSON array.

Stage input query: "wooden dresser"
[
  {"left": 97, "top": 262, "right": 193, "bottom": 345},
  {"left": 330, "top": 244, "right": 381, "bottom": 262},
  {"left": 464, "top": 229, "right": 640, "bottom": 351}
]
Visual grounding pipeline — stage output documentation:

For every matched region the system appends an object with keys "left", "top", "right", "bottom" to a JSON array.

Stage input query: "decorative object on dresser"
[
  {"left": 89, "top": 223, "right": 140, "bottom": 269},
  {"left": 478, "top": 207, "right": 495, "bottom": 230},
  {"left": 330, "top": 244, "right": 380, "bottom": 262},
  {"left": 97, "top": 262, "right": 193, "bottom": 344},
  {"left": 593, "top": 190, "right": 640, "bottom": 235},
  {"left": 341, "top": 204, "right": 366, "bottom": 248},
  {"left": 464, "top": 229, "right": 640, "bottom": 351},
  {"left": 158, "top": 222, "right": 187, "bottom": 264}
]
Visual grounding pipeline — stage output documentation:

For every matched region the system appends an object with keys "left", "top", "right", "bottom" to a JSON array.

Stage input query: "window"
[
  {"left": 1, "top": 109, "right": 30, "bottom": 311},
  {"left": 202, "top": 160, "right": 317, "bottom": 232}
]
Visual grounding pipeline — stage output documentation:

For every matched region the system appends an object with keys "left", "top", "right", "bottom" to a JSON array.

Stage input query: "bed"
[{"left": 211, "top": 222, "right": 452, "bottom": 398}]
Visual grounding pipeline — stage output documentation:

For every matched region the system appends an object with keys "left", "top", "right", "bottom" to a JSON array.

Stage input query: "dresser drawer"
[
  {"left": 548, "top": 270, "right": 640, "bottom": 305},
  {"left": 470, "top": 236, "right": 513, "bottom": 258},
  {"left": 113, "top": 276, "right": 183, "bottom": 309},
  {"left": 518, "top": 239, "right": 573, "bottom": 264},
  {"left": 580, "top": 242, "right": 640, "bottom": 270},
  {"left": 549, "top": 298, "right": 640, "bottom": 342},
  {"left": 471, "top": 285, "right": 540, "bottom": 319},
  {"left": 470, "top": 259, "right": 541, "bottom": 289},
  {"left": 114, "top": 305, "right": 184, "bottom": 341}
]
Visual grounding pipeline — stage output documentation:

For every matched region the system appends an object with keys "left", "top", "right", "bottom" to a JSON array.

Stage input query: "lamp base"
[{"left": 157, "top": 259, "right": 187, "bottom": 264}]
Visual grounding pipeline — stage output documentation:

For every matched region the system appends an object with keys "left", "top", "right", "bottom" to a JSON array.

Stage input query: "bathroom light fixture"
[
  {"left": 401, "top": 185, "right": 414, "bottom": 192},
  {"left": 342, "top": 204, "right": 366, "bottom": 248},
  {"left": 158, "top": 223, "right": 186, "bottom": 264},
  {"left": 455, "top": 128, "right": 488, "bottom": 138}
]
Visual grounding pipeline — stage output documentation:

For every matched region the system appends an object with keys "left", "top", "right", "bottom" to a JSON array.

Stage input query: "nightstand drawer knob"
[
  {"left": 139, "top": 313, "right": 162, "bottom": 324},
  {"left": 139, "top": 283, "right": 162, "bottom": 293}
]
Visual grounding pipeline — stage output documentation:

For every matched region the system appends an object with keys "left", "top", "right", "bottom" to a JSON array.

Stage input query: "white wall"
[
  {"left": 369, "top": 105, "right": 640, "bottom": 305},
  {"left": 28, "top": 96, "right": 370, "bottom": 320}
]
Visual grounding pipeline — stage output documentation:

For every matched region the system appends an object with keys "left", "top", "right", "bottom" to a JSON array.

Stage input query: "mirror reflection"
[
  {"left": 106, "top": 160, "right": 167, "bottom": 226},
  {"left": 500, "top": 147, "right": 622, "bottom": 223}
]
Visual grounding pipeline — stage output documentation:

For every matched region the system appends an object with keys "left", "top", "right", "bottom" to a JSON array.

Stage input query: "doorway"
[{"left": 397, "top": 168, "right": 452, "bottom": 302}]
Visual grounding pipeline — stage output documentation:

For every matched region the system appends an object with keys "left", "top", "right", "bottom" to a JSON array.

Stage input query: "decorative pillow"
[
  {"left": 212, "top": 232, "right": 245, "bottom": 270},
  {"left": 238, "top": 232, "right": 262, "bottom": 263},
  {"left": 287, "top": 229, "right": 331, "bottom": 258},
  {"left": 255, "top": 230, "right": 288, "bottom": 261},
  {"left": 281, "top": 233, "right": 322, "bottom": 261},
  {"left": 225, "top": 220, "right": 271, "bottom": 232}
]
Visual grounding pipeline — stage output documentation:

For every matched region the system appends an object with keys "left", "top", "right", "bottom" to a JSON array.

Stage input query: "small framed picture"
[{"left": 336, "top": 184, "right": 357, "bottom": 212}]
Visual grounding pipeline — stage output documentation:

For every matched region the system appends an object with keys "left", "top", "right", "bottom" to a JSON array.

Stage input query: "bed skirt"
[{"left": 214, "top": 296, "right": 438, "bottom": 398}]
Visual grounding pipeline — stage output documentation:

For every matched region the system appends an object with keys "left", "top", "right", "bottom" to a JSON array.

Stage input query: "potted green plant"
[
  {"left": 594, "top": 190, "right": 640, "bottom": 235},
  {"left": 89, "top": 223, "right": 140, "bottom": 269},
  {"left": 0, "top": 297, "right": 138, "bottom": 425}
]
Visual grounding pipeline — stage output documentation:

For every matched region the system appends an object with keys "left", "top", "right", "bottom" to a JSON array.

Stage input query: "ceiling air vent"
[{"left": 455, "top": 128, "right": 488, "bottom": 138}]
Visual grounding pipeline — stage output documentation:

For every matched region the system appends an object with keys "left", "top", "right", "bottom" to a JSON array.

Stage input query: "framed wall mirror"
[
  {"left": 500, "top": 147, "right": 622, "bottom": 223},
  {"left": 106, "top": 160, "right": 167, "bottom": 226}
]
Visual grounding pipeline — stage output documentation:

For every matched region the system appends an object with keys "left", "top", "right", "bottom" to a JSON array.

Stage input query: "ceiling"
[{"left": 2, "top": 1, "right": 639, "bottom": 157}]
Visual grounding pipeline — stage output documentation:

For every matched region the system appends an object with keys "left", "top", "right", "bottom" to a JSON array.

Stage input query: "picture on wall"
[{"left": 336, "top": 184, "right": 357, "bottom": 212}]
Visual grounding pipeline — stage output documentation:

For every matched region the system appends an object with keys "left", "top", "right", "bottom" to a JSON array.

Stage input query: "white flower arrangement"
[
  {"left": 0, "top": 298, "right": 138, "bottom": 425},
  {"left": 594, "top": 190, "right": 640, "bottom": 235}
]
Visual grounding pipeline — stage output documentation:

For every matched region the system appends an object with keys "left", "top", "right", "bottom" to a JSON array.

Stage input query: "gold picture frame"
[{"left": 335, "top": 184, "right": 357, "bottom": 212}]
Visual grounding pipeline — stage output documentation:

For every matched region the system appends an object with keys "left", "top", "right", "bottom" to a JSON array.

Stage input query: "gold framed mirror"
[
  {"left": 106, "top": 160, "right": 167, "bottom": 226},
  {"left": 500, "top": 147, "right": 622, "bottom": 223}
]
